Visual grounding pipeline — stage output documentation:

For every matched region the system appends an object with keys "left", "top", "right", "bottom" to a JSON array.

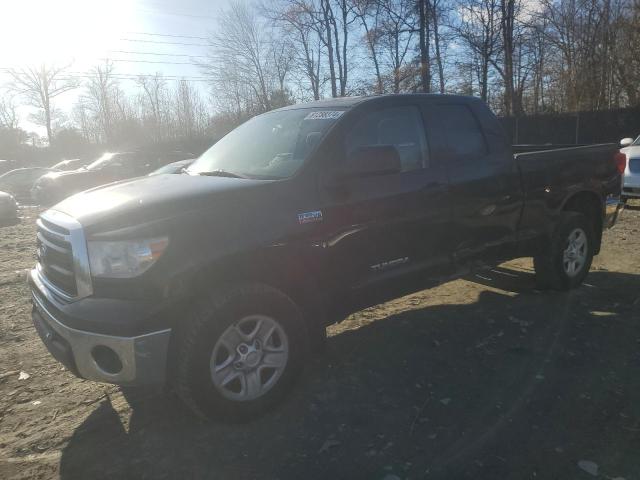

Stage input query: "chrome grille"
[{"left": 35, "top": 210, "right": 93, "bottom": 301}]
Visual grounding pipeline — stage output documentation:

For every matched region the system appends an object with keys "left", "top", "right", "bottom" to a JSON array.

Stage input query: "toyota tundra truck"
[{"left": 29, "top": 94, "right": 625, "bottom": 420}]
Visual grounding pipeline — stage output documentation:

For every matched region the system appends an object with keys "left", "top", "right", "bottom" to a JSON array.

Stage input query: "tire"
[
  {"left": 171, "top": 284, "right": 307, "bottom": 421},
  {"left": 533, "top": 212, "right": 594, "bottom": 291}
]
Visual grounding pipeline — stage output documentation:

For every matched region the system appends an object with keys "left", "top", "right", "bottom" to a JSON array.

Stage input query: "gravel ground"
[{"left": 1, "top": 203, "right": 639, "bottom": 480}]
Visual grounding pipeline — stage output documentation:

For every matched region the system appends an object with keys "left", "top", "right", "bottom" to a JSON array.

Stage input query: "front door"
[{"left": 315, "top": 100, "right": 452, "bottom": 309}]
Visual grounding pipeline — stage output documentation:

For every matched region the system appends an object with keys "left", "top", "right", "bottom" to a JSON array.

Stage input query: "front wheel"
[
  {"left": 534, "top": 212, "right": 595, "bottom": 290},
  {"left": 171, "top": 284, "right": 307, "bottom": 421}
]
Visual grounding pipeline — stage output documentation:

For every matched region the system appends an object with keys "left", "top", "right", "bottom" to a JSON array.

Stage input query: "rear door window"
[
  {"left": 346, "top": 105, "right": 429, "bottom": 172},
  {"left": 433, "top": 104, "right": 488, "bottom": 161}
]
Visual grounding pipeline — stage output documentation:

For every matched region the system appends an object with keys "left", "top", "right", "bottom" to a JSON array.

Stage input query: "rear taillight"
[{"left": 614, "top": 152, "right": 627, "bottom": 174}]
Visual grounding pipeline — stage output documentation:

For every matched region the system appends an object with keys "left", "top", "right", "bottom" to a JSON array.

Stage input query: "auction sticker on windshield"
[{"left": 304, "top": 111, "right": 344, "bottom": 120}]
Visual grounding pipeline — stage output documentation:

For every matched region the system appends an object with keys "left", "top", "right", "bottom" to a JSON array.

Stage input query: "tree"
[
  {"left": 264, "top": 0, "right": 325, "bottom": 100},
  {"left": 7, "top": 64, "right": 78, "bottom": 145},
  {"left": 351, "top": 0, "right": 385, "bottom": 93},
  {"left": 0, "top": 96, "right": 19, "bottom": 129},
  {"left": 378, "top": 0, "right": 417, "bottom": 93},
  {"left": 454, "top": 0, "right": 501, "bottom": 102},
  {"left": 205, "top": 1, "right": 276, "bottom": 113},
  {"left": 172, "top": 80, "right": 208, "bottom": 139},
  {"left": 500, "top": 0, "right": 516, "bottom": 115},
  {"left": 136, "top": 73, "right": 170, "bottom": 142},
  {"left": 83, "top": 61, "right": 120, "bottom": 144}
]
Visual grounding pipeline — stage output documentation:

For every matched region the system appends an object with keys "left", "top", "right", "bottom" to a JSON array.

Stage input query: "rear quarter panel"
[{"left": 515, "top": 143, "right": 620, "bottom": 247}]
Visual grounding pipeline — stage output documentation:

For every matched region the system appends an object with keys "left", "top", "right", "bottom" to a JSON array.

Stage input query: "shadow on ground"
[{"left": 59, "top": 269, "right": 640, "bottom": 480}]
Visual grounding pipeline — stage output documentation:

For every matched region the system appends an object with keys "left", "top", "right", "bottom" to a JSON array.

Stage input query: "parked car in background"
[
  {"left": 148, "top": 159, "right": 194, "bottom": 175},
  {"left": 620, "top": 136, "right": 640, "bottom": 202},
  {"left": 0, "top": 167, "right": 59, "bottom": 202},
  {"left": 32, "top": 151, "right": 193, "bottom": 206},
  {"left": 0, "top": 159, "right": 18, "bottom": 174},
  {"left": 0, "top": 191, "right": 18, "bottom": 223},
  {"left": 50, "top": 158, "right": 86, "bottom": 171}
]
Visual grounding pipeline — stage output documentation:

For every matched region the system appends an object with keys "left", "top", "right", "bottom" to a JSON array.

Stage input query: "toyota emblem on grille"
[{"left": 39, "top": 244, "right": 47, "bottom": 258}]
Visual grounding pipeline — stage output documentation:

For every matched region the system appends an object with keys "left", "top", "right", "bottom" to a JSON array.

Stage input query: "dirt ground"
[{"left": 1, "top": 204, "right": 639, "bottom": 480}]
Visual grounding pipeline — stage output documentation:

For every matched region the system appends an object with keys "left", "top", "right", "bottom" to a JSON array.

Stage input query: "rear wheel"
[
  {"left": 171, "top": 284, "right": 307, "bottom": 421},
  {"left": 534, "top": 212, "right": 594, "bottom": 290}
]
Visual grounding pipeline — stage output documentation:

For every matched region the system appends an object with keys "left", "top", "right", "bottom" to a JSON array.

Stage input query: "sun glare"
[{"left": 1, "top": 0, "right": 136, "bottom": 67}]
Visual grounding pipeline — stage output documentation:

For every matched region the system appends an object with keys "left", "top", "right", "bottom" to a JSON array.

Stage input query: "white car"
[{"left": 620, "top": 136, "right": 640, "bottom": 201}]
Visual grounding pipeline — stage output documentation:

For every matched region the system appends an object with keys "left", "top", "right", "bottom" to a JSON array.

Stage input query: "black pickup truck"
[{"left": 29, "top": 95, "right": 624, "bottom": 420}]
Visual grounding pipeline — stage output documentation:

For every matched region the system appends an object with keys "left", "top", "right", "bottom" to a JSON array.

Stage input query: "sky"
[{"left": 0, "top": 0, "right": 232, "bottom": 134}]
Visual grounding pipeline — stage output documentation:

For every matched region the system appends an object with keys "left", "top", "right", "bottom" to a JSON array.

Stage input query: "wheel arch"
[
  {"left": 186, "top": 249, "right": 327, "bottom": 334},
  {"left": 560, "top": 190, "right": 604, "bottom": 254}
]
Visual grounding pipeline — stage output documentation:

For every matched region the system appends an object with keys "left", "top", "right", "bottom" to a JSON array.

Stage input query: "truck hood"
[{"left": 52, "top": 173, "right": 273, "bottom": 232}]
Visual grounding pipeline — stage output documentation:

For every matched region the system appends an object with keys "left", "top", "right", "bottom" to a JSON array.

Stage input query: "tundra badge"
[{"left": 298, "top": 210, "right": 323, "bottom": 224}]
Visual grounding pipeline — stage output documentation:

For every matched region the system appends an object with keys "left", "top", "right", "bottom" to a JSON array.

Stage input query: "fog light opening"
[{"left": 91, "top": 345, "right": 123, "bottom": 374}]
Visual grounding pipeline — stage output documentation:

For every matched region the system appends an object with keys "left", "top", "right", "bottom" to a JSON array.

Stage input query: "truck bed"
[{"left": 513, "top": 143, "right": 620, "bottom": 242}]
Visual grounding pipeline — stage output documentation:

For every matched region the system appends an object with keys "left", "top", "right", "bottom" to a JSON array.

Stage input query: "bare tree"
[
  {"left": 205, "top": 1, "right": 275, "bottom": 112},
  {"left": 454, "top": 0, "right": 501, "bottom": 101},
  {"left": 8, "top": 64, "right": 78, "bottom": 145},
  {"left": 83, "top": 61, "right": 120, "bottom": 144},
  {"left": 265, "top": 0, "right": 325, "bottom": 100},
  {"left": 500, "top": 0, "right": 516, "bottom": 115},
  {"left": 0, "top": 96, "right": 19, "bottom": 129},
  {"left": 137, "top": 73, "right": 170, "bottom": 142},
  {"left": 430, "top": 0, "right": 449, "bottom": 93},
  {"left": 417, "top": 0, "right": 431, "bottom": 92},
  {"left": 378, "top": 0, "right": 417, "bottom": 93},
  {"left": 351, "top": 0, "right": 385, "bottom": 93},
  {"left": 172, "top": 80, "right": 208, "bottom": 139}
]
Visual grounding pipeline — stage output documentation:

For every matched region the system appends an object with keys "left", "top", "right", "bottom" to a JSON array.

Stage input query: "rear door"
[
  {"left": 316, "top": 100, "right": 452, "bottom": 303},
  {"left": 425, "top": 101, "right": 522, "bottom": 264}
]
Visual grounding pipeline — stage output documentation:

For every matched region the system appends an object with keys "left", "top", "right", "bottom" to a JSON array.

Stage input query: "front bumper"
[{"left": 30, "top": 268, "right": 171, "bottom": 386}]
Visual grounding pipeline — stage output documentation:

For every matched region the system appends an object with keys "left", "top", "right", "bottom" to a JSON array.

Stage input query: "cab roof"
[{"left": 275, "top": 93, "right": 481, "bottom": 112}]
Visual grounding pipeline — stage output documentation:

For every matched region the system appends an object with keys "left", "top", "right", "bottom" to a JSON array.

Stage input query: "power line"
[
  {"left": 125, "top": 31, "right": 210, "bottom": 41},
  {"left": 104, "top": 58, "right": 203, "bottom": 66},
  {"left": 120, "top": 38, "right": 211, "bottom": 47},
  {"left": 58, "top": 76, "right": 211, "bottom": 83},
  {"left": 0, "top": 67, "right": 211, "bottom": 82},
  {"left": 109, "top": 50, "right": 209, "bottom": 59},
  {"left": 135, "top": 7, "right": 218, "bottom": 21}
]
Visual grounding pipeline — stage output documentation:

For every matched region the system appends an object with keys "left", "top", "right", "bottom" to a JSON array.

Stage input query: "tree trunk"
[
  {"left": 431, "top": 0, "right": 445, "bottom": 94},
  {"left": 501, "top": 0, "right": 515, "bottom": 115},
  {"left": 418, "top": 0, "right": 431, "bottom": 93},
  {"left": 321, "top": 0, "right": 338, "bottom": 98}
]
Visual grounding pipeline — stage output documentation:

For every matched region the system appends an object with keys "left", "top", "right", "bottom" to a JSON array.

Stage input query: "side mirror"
[
  {"left": 343, "top": 145, "right": 401, "bottom": 179},
  {"left": 620, "top": 137, "right": 634, "bottom": 147}
]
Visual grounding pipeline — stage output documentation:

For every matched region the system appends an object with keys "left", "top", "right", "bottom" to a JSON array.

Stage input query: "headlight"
[{"left": 88, "top": 237, "right": 169, "bottom": 278}]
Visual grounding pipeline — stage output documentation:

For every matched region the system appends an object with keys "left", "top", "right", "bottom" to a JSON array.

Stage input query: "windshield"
[
  {"left": 633, "top": 135, "right": 640, "bottom": 146},
  {"left": 188, "top": 108, "right": 344, "bottom": 179},
  {"left": 86, "top": 153, "right": 117, "bottom": 170}
]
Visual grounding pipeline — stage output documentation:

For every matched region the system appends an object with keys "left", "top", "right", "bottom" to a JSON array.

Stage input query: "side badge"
[{"left": 298, "top": 210, "right": 323, "bottom": 224}]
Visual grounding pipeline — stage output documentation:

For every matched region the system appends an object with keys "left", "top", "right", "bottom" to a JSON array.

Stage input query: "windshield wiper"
[{"left": 196, "top": 169, "right": 246, "bottom": 179}]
